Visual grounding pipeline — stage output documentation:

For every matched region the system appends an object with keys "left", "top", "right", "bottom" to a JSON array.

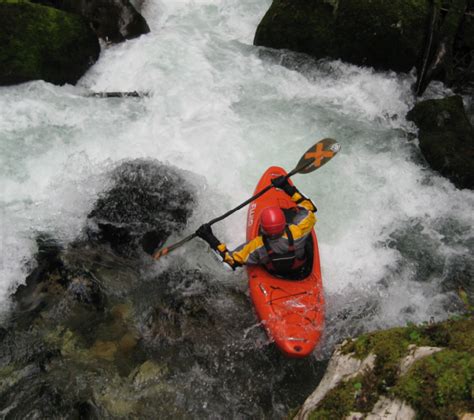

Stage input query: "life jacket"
[{"left": 262, "top": 226, "right": 306, "bottom": 275}]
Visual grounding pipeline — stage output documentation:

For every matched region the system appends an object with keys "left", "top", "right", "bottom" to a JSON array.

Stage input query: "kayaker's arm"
[
  {"left": 271, "top": 176, "right": 317, "bottom": 213},
  {"left": 195, "top": 224, "right": 241, "bottom": 270},
  {"left": 195, "top": 224, "right": 264, "bottom": 268},
  {"left": 229, "top": 237, "right": 266, "bottom": 266}
]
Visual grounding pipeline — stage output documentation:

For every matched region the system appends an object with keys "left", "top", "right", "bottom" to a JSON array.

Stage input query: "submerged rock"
[
  {"left": 407, "top": 95, "right": 474, "bottom": 189},
  {"left": 87, "top": 91, "right": 149, "bottom": 98},
  {"left": 31, "top": 0, "right": 150, "bottom": 43},
  {"left": 2, "top": 242, "right": 326, "bottom": 418},
  {"left": 1, "top": 162, "right": 326, "bottom": 418},
  {"left": 87, "top": 159, "right": 196, "bottom": 257},
  {"left": 13, "top": 236, "right": 106, "bottom": 327},
  {"left": 0, "top": 1, "right": 100, "bottom": 86}
]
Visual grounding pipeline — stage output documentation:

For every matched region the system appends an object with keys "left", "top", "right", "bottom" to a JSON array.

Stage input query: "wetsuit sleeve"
[
  {"left": 288, "top": 192, "right": 317, "bottom": 237},
  {"left": 291, "top": 191, "right": 317, "bottom": 213},
  {"left": 213, "top": 236, "right": 265, "bottom": 269},
  {"left": 228, "top": 236, "right": 265, "bottom": 266}
]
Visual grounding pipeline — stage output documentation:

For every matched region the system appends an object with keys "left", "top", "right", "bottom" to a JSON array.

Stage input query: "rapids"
[{"left": 0, "top": 0, "right": 473, "bottom": 416}]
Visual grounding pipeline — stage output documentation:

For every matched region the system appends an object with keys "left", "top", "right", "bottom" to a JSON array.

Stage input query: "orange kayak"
[{"left": 246, "top": 166, "right": 325, "bottom": 358}]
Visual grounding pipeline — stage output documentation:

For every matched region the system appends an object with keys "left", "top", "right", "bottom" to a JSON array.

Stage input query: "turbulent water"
[{"left": 1, "top": 0, "right": 474, "bottom": 416}]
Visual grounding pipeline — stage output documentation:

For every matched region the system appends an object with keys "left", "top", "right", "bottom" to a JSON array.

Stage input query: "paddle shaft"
[
  {"left": 152, "top": 160, "right": 311, "bottom": 259},
  {"left": 208, "top": 159, "right": 309, "bottom": 225}
]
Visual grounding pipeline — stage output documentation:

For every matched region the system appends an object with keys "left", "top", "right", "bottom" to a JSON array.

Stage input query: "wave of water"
[{"left": 1, "top": 0, "right": 473, "bottom": 347}]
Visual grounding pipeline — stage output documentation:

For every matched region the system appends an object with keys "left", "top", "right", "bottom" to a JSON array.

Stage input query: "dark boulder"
[
  {"left": 31, "top": 0, "right": 150, "bottom": 43},
  {"left": 13, "top": 235, "right": 106, "bottom": 329},
  {"left": 416, "top": 0, "right": 474, "bottom": 95},
  {"left": 254, "top": 0, "right": 339, "bottom": 64},
  {"left": 0, "top": 1, "right": 100, "bottom": 86},
  {"left": 407, "top": 95, "right": 474, "bottom": 189},
  {"left": 254, "top": 0, "right": 430, "bottom": 73},
  {"left": 254, "top": 0, "right": 473, "bottom": 94},
  {"left": 87, "top": 160, "right": 196, "bottom": 257}
]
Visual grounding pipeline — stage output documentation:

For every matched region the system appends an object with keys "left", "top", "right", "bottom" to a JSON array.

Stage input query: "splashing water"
[{"left": 1, "top": 0, "right": 473, "bottom": 353}]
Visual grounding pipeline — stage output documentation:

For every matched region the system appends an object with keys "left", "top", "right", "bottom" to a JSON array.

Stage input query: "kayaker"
[{"left": 196, "top": 176, "right": 317, "bottom": 275}]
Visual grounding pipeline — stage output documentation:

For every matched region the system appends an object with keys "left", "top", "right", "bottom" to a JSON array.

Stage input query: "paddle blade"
[
  {"left": 153, "top": 247, "right": 169, "bottom": 260},
  {"left": 295, "top": 138, "right": 341, "bottom": 174}
]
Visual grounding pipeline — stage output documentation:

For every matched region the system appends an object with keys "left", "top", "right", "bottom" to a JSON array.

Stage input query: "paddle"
[{"left": 152, "top": 138, "right": 340, "bottom": 260}]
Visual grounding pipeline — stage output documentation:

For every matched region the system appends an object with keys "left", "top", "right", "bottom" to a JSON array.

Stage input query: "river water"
[{"left": 1, "top": 0, "right": 473, "bottom": 414}]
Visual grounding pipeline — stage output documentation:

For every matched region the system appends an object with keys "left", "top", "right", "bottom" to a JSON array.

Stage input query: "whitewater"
[{"left": 1, "top": 0, "right": 473, "bottom": 351}]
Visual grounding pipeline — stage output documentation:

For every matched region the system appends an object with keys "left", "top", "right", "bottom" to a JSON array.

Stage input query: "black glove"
[
  {"left": 271, "top": 176, "right": 297, "bottom": 197},
  {"left": 196, "top": 224, "right": 220, "bottom": 250}
]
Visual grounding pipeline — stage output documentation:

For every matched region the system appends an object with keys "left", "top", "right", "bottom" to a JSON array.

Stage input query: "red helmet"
[{"left": 260, "top": 206, "right": 286, "bottom": 237}]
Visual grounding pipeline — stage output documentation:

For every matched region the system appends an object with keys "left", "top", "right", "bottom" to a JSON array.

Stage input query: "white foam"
[{"left": 0, "top": 0, "right": 473, "bottom": 333}]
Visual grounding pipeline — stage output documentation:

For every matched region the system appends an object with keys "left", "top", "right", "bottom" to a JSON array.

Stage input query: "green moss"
[
  {"left": 308, "top": 377, "right": 359, "bottom": 420},
  {"left": 311, "top": 317, "right": 474, "bottom": 419},
  {"left": 393, "top": 350, "right": 474, "bottom": 419},
  {"left": 309, "top": 371, "right": 382, "bottom": 420},
  {"left": 341, "top": 325, "right": 433, "bottom": 386},
  {"left": 0, "top": 0, "right": 100, "bottom": 85},
  {"left": 342, "top": 318, "right": 474, "bottom": 361}
]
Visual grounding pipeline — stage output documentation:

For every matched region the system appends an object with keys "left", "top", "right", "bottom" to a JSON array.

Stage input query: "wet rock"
[
  {"left": 387, "top": 219, "right": 445, "bottom": 281},
  {"left": 415, "top": 0, "right": 474, "bottom": 95},
  {"left": 67, "top": 274, "right": 103, "bottom": 307},
  {"left": 90, "top": 340, "right": 118, "bottom": 361},
  {"left": 136, "top": 266, "right": 220, "bottom": 347},
  {"left": 118, "top": 332, "right": 138, "bottom": 353},
  {"left": 399, "top": 344, "right": 443, "bottom": 376},
  {"left": 131, "top": 360, "right": 168, "bottom": 388},
  {"left": 87, "top": 91, "right": 149, "bottom": 98},
  {"left": 31, "top": 0, "right": 150, "bottom": 43},
  {"left": 87, "top": 159, "right": 196, "bottom": 257},
  {"left": 361, "top": 396, "right": 416, "bottom": 419},
  {"left": 0, "top": 380, "right": 81, "bottom": 419},
  {"left": 296, "top": 344, "right": 376, "bottom": 419},
  {"left": 13, "top": 237, "right": 106, "bottom": 330},
  {"left": 442, "top": 253, "right": 474, "bottom": 307},
  {"left": 407, "top": 95, "right": 474, "bottom": 189},
  {"left": 254, "top": 0, "right": 473, "bottom": 94},
  {"left": 254, "top": 0, "right": 429, "bottom": 73},
  {"left": 2, "top": 239, "right": 325, "bottom": 418},
  {"left": 0, "top": 2, "right": 100, "bottom": 86},
  {"left": 298, "top": 318, "right": 474, "bottom": 419}
]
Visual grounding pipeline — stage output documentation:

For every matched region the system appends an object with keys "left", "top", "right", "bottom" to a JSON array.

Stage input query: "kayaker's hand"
[
  {"left": 271, "top": 176, "right": 297, "bottom": 197},
  {"left": 271, "top": 175, "right": 287, "bottom": 189},
  {"left": 196, "top": 224, "right": 220, "bottom": 250}
]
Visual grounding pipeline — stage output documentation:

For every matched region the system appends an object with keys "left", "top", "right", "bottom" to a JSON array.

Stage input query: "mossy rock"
[
  {"left": 30, "top": 0, "right": 150, "bottom": 43},
  {"left": 309, "top": 317, "right": 474, "bottom": 419},
  {"left": 254, "top": 0, "right": 338, "bottom": 59},
  {"left": 334, "top": 0, "right": 430, "bottom": 72},
  {"left": 254, "top": 0, "right": 430, "bottom": 72},
  {"left": 394, "top": 349, "right": 474, "bottom": 418},
  {"left": 0, "top": 0, "right": 100, "bottom": 86},
  {"left": 407, "top": 95, "right": 474, "bottom": 189},
  {"left": 131, "top": 360, "right": 168, "bottom": 388}
]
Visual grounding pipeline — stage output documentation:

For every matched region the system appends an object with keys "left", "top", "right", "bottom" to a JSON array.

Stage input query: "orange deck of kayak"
[{"left": 246, "top": 166, "right": 324, "bottom": 358}]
